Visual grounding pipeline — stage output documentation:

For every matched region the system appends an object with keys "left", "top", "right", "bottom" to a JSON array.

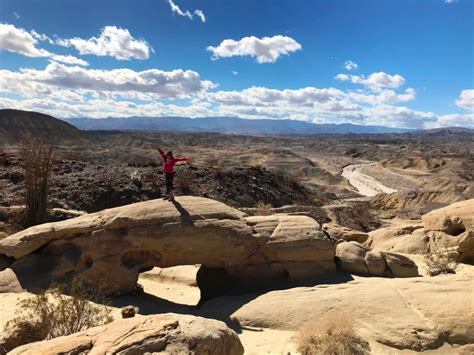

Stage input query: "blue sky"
[{"left": 0, "top": 0, "right": 472, "bottom": 128}]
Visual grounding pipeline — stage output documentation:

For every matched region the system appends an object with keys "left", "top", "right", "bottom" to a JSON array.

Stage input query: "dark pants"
[{"left": 165, "top": 172, "right": 175, "bottom": 194}]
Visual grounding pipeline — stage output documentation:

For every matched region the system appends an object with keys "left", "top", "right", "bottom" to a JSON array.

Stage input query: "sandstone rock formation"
[
  {"left": 202, "top": 267, "right": 474, "bottom": 352},
  {"left": 335, "top": 241, "right": 418, "bottom": 277},
  {"left": 323, "top": 222, "right": 369, "bottom": 243},
  {"left": 0, "top": 197, "right": 335, "bottom": 296},
  {"left": 366, "top": 199, "right": 474, "bottom": 263},
  {"left": 8, "top": 313, "right": 244, "bottom": 355}
]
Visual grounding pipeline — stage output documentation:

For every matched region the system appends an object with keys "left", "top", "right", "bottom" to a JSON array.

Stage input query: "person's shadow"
[{"left": 171, "top": 199, "right": 194, "bottom": 225}]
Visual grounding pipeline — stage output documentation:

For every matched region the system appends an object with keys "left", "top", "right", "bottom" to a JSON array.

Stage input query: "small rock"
[{"left": 121, "top": 305, "right": 139, "bottom": 318}]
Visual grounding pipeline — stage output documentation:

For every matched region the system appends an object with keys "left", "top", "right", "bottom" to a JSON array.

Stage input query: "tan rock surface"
[
  {"left": 9, "top": 313, "right": 244, "bottom": 355},
  {"left": 0, "top": 197, "right": 334, "bottom": 294},
  {"left": 367, "top": 200, "right": 474, "bottom": 263},
  {"left": 323, "top": 222, "right": 369, "bottom": 243},
  {"left": 335, "top": 241, "right": 418, "bottom": 277},
  {"left": 202, "top": 266, "right": 474, "bottom": 351}
]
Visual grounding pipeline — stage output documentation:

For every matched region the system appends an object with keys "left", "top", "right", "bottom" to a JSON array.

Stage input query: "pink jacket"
[{"left": 157, "top": 148, "right": 187, "bottom": 173}]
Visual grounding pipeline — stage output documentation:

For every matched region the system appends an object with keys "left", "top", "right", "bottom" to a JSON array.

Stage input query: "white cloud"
[
  {"left": 349, "top": 88, "right": 416, "bottom": 105},
  {"left": 455, "top": 89, "right": 474, "bottom": 111},
  {"left": 207, "top": 35, "right": 302, "bottom": 63},
  {"left": 13, "top": 12, "right": 20, "bottom": 19},
  {"left": 433, "top": 113, "right": 473, "bottom": 128},
  {"left": 51, "top": 55, "right": 89, "bottom": 66},
  {"left": 31, "top": 30, "right": 54, "bottom": 44},
  {"left": 0, "top": 23, "right": 51, "bottom": 57},
  {"left": 168, "top": 0, "right": 206, "bottom": 23},
  {"left": 445, "top": 0, "right": 458, "bottom": 4},
  {"left": 56, "top": 26, "right": 152, "bottom": 60},
  {"left": 194, "top": 10, "right": 206, "bottom": 23},
  {"left": 0, "top": 62, "right": 215, "bottom": 99},
  {"left": 0, "top": 23, "right": 87, "bottom": 66},
  {"left": 232, "top": 70, "right": 238, "bottom": 75},
  {"left": 336, "top": 71, "right": 405, "bottom": 91},
  {"left": 206, "top": 86, "right": 346, "bottom": 108},
  {"left": 343, "top": 60, "right": 358, "bottom": 71},
  {"left": 168, "top": 0, "right": 193, "bottom": 19}
]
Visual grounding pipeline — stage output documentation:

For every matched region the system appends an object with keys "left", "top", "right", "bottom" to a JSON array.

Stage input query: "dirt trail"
[{"left": 342, "top": 163, "right": 397, "bottom": 197}]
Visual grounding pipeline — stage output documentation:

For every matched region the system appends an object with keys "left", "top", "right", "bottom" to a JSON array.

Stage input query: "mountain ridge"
[{"left": 64, "top": 115, "right": 415, "bottom": 134}]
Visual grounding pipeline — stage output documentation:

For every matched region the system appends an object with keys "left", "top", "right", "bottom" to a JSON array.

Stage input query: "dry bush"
[
  {"left": 2, "top": 279, "right": 113, "bottom": 352},
  {"left": 20, "top": 139, "right": 55, "bottom": 227},
  {"left": 255, "top": 201, "right": 273, "bottom": 216},
  {"left": 424, "top": 244, "right": 458, "bottom": 276},
  {"left": 296, "top": 310, "right": 370, "bottom": 355}
]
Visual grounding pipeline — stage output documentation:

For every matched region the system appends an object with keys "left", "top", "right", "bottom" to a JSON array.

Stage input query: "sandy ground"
[
  {"left": 137, "top": 269, "right": 300, "bottom": 354},
  {"left": 1, "top": 264, "right": 473, "bottom": 354},
  {"left": 342, "top": 163, "right": 397, "bottom": 197}
]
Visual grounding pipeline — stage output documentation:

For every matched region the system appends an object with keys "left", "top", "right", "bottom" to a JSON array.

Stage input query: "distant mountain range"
[
  {"left": 0, "top": 110, "right": 472, "bottom": 143},
  {"left": 64, "top": 116, "right": 414, "bottom": 134},
  {"left": 0, "top": 109, "right": 85, "bottom": 143}
]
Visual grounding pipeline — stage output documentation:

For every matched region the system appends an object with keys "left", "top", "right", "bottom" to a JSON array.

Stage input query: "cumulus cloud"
[
  {"left": 349, "top": 88, "right": 416, "bottom": 105},
  {"left": 207, "top": 35, "right": 302, "bottom": 63},
  {"left": 455, "top": 89, "right": 474, "bottom": 111},
  {"left": 0, "top": 23, "right": 87, "bottom": 66},
  {"left": 56, "top": 26, "right": 152, "bottom": 60},
  {"left": 336, "top": 71, "right": 405, "bottom": 91},
  {"left": 0, "top": 23, "right": 51, "bottom": 57},
  {"left": 206, "top": 86, "right": 346, "bottom": 108},
  {"left": 434, "top": 113, "right": 474, "bottom": 128},
  {"left": 50, "top": 55, "right": 88, "bottom": 66},
  {"left": 168, "top": 0, "right": 206, "bottom": 23},
  {"left": 0, "top": 62, "right": 215, "bottom": 99},
  {"left": 343, "top": 60, "right": 358, "bottom": 71}
]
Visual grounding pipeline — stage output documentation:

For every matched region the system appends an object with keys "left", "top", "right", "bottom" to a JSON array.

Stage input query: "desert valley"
[
  {"left": 0, "top": 0, "right": 473, "bottom": 353},
  {"left": 0, "top": 109, "right": 472, "bottom": 354}
]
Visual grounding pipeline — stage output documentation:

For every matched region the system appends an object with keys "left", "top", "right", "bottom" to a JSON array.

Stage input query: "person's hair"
[{"left": 166, "top": 151, "right": 173, "bottom": 156}]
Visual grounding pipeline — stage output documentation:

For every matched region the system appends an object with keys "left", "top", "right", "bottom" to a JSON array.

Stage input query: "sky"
[{"left": 0, "top": 0, "right": 472, "bottom": 129}]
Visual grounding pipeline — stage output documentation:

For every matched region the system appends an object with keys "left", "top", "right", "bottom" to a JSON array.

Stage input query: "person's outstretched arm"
[
  {"left": 157, "top": 146, "right": 165, "bottom": 159},
  {"left": 174, "top": 156, "right": 191, "bottom": 163}
]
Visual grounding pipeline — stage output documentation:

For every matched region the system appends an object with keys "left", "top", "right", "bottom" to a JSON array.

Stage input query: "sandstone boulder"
[
  {"left": 0, "top": 197, "right": 335, "bottom": 296},
  {"left": 335, "top": 241, "right": 418, "bottom": 277},
  {"left": 335, "top": 241, "right": 370, "bottom": 275},
  {"left": 422, "top": 199, "right": 472, "bottom": 235},
  {"left": 364, "top": 250, "right": 387, "bottom": 277},
  {"left": 366, "top": 199, "right": 474, "bottom": 264},
  {"left": 322, "top": 222, "right": 369, "bottom": 243},
  {"left": 9, "top": 313, "right": 244, "bottom": 355}
]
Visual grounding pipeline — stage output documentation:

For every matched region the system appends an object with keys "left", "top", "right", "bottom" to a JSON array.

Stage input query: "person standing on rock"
[{"left": 157, "top": 146, "right": 191, "bottom": 201}]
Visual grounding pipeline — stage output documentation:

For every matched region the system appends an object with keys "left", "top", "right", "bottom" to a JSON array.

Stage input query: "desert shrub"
[
  {"left": 255, "top": 201, "right": 273, "bottom": 216},
  {"left": 296, "top": 310, "right": 370, "bottom": 355},
  {"left": 3, "top": 279, "right": 113, "bottom": 352},
  {"left": 424, "top": 243, "right": 458, "bottom": 276},
  {"left": 20, "top": 139, "right": 55, "bottom": 227}
]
